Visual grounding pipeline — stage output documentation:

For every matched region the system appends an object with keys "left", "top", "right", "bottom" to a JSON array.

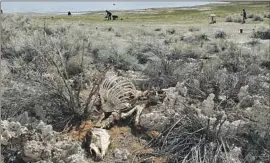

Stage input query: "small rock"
[
  {"left": 1, "top": 120, "right": 87, "bottom": 162},
  {"left": 192, "top": 79, "right": 200, "bottom": 89},
  {"left": 218, "top": 95, "right": 226, "bottom": 101},
  {"left": 113, "top": 148, "right": 130, "bottom": 161},
  {"left": 176, "top": 81, "right": 187, "bottom": 97},
  {"left": 238, "top": 95, "right": 254, "bottom": 108},
  {"left": 228, "top": 147, "right": 242, "bottom": 163},
  {"left": 14, "top": 111, "right": 30, "bottom": 125},
  {"left": 238, "top": 85, "right": 249, "bottom": 101},
  {"left": 245, "top": 107, "right": 252, "bottom": 112},
  {"left": 23, "top": 140, "right": 44, "bottom": 161},
  {"left": 140, "top": 112, "right": 168, "bottom": 131},
  {"left": 201, "top": 93, "right": 215, "bottom": 117}
]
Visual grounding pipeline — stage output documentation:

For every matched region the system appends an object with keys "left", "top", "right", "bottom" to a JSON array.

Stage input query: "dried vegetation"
[{"left": 1, "top": 13, "right": 270, "bottom": 163}]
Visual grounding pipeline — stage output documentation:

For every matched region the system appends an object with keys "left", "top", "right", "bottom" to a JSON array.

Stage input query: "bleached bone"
[
  {"left": 99, "top": 75, "right": 138, "bottom": 112},
  {"left": 97, "top": 72, "right": 150, "bottom": 128},
  {"left": 89, "top": 128, "right": 110, "bottom": 160}
]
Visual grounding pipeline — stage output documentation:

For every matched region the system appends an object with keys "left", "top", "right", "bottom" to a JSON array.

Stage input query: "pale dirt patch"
[{"left": 88, "top": 20, "right": 268, "bottom": 45}]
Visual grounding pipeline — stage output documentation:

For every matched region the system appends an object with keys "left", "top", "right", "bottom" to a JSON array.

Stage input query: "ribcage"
[{"left": 99, "top": 75, "right": 137, "bottom": 112}]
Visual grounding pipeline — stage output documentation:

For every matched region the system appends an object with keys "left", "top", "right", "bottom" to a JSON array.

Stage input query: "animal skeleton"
[{"left": 96, "top": 71, "right": 148, "bottom": 128}]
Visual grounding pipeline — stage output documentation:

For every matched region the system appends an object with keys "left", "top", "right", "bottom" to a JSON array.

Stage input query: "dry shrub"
[
  {"left": 264, "top": 12, "right": 270, "bottom": 18},
  {"left": 205, "top": 42, "right": 221, "bottom": 54},
  {"left": 125, "top": 41, "right": 166, "bottom": 65},
  {"left": 166, "top": 28, "right": 176, "bottom": 35},
  {"left": 225, "top": 14, "right": 242, "bottom": 23},
  {"left": 214, "top": 29, "right": 227, "bottom": 39},
  {"left": 98, "top": 52, "right": 141, "bottom": 71},
  {"left": 252, "top": 25, "right": 270, "bottom": 40},
  {"left": 115, "top": 32, "right": 121, "bottom": 37},
  {"left": 219, "top": 44, "right": 254, "bottom": 73},
  {"left": 66, "top": 55, "right": 85, "bottom": 77},
  {"left": 93, "top": 40, "right": 142, "bottom": 71},
  {"left": 260, "top": 61, "right": 270, "bottom": 69},
  {"left": 1, "top": 15, "right": 106, "bottom": 130},
  {"left": 147, "top": 114, "right": 237, "bottom": 163},
  {"left": 169, "top": 44, "right": 203, "bottom": 60},
  {"left": 204, "top": 40, "right": 231, "bottom": 54},
  {"left": 198, "top": 58, "right": 223, "bottom": 94},
  {"left": 195, "top": 32, "right": 209, "bottom": 42},
  {"left": 201, "top": 44, "right": 254, "bottom": 100},
  {"left": 182, "top": 32, "right": 196, "bottom": 42},
  {"left": 107, "top": 26, "right": 113, "bottom": 31},
  {"left": 253, "top": 14, "right": 264, "bottom": 21},
  {"left": 172, "top": 62, "right": 201, "bottom": 84},
  {"left": 247, "top": 13, "right": 254, "bottom": 18},
  {"left": 182, "top": 32, "right": 208, "bottom": 43},
  {"left": 225, "top": 15, "right": 234, "bottom": 22},
  {"left": 247, "top": 39, "right": 260, "bottom": 46},
  {"left": 241, "top": 120, "right": 270, "bottom": 162},
  {"left": 247, "top": 75, "right": 269, "bottom": 96},
  {"left": 188, "top": 26, "right": 200, "bottom": 32},
  {"left": 143, "top": 58, "right": 181, "bottom": 89},
  {"left": 163, "top": 35, "right": 179, "bottom": 45},
  {"left": 141, "top": 28, "right": 155, "bottom": 36}
]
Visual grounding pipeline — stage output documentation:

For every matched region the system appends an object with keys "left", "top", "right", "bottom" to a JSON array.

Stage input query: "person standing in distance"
[
  {"left": 106, "top": 10, "right": 112, "bottom": 20},
  {"left": 242, "top": 9, "right": 247, "bottom": 24}
]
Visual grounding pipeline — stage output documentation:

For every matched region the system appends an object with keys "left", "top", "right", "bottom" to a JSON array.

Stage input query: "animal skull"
[{"left": 89, "top": 128, "right": 110, "bottom": 160}]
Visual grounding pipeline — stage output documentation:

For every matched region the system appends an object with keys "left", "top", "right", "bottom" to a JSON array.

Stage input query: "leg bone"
[{"left": 134, "top": 104, "right": 145, "bottom": 126}]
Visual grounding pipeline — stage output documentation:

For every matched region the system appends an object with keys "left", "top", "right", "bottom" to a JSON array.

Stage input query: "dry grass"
[
  {"left": 253, "top": 14, "right": 264, "bottom": 21},
  {"left": 225, "top": 14, "right": 242, "bottom": 23},
  {"left": 214, "top": 29, "right": 227, "bottom": 39},
  {"left": 147, "top": 114, "right": 235, "bottom": 163},
  {"left": 64, "top": 120, "right": 94, "bottom": 142},
  {"left": 252, "top": 25, "right": 270, "bottom": 39}
]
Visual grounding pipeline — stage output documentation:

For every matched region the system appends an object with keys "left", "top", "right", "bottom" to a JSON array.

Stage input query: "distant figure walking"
[
  {"left": 242, "top": 9, "right": 247, "bottom": 24},
  {"left": 106, "top": 10, "right": 112, "bottom": 20},
  {"left": 1, "top": 9, "right": 3, "bottom": 14},
  {"left": 68, "top": 11, "right": 71, "bottom": 16}
]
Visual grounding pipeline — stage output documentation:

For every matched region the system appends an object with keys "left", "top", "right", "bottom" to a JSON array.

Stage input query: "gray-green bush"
[
  {"left": 2, "top": 13, "right": 270, "bottom": 162},
  {"left": 253, "top": 14, "right": 264, "bottom": 21},
  {"left": 188, "top": 26, "right": 200, "bottom": 32},
  {"left": 252, "top": 25, "right": 270, "bottom": 39},
  {"left": 225, "top": 14, "right": 242, "bottom": 23},
  {"left": 214, "top": 29, "right": 227, "bottom": 39}
]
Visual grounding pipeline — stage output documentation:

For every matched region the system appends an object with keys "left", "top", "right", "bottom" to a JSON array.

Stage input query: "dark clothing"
[
  {"left": 242, "top": 9, "right": 247, "bottom": 23},
  {"left": 243, "top": 11, "right": 246, "bottom": 19},
  {"left": 106, "top": 10, "right": 112, "bottom": 16},
  {"left": 106, "top": 10, "right": 112, "bottom": 20}
]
